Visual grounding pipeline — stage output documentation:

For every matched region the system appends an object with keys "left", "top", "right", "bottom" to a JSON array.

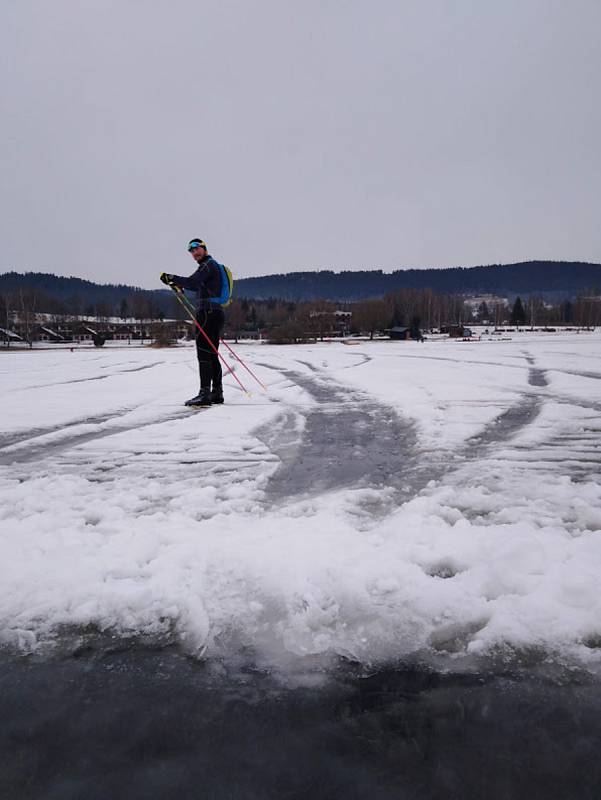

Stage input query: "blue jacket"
[{"left": 171, "top": 255, "right": 224, "bottom": 310}]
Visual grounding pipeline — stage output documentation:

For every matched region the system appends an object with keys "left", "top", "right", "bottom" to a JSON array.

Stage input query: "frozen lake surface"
[
  {"left": 2, "top": 646, "right": 601, "bottom": 800},
  {"left": 1, "top": 332, "right": 601, "bottom": 797}
]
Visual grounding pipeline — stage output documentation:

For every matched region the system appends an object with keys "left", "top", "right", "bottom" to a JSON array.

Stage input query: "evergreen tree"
[
  {"left": 561, "top": 300, "right": 574, "bottom": 324},
  {"left": 410, "top": 315, "right": 422, "bottom": 340},
  {"left": 511, "top": 296, "right": 526, "bottom": 325},
  {"left": 478, "top": 301, "right": 490, "bottom": 321},
  {"left": 389, "top": 306, "right": 405, "bottom": 327}
]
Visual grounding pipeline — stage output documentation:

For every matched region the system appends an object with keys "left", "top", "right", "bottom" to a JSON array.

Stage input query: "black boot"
[
  {"left": 211, "top": 385, "right": 224, "bottom": 404},
  {"left": 185, "top": 388, "right": 212, "bottom": 407}
]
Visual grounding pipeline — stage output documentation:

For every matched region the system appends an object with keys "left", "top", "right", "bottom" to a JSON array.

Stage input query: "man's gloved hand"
[{"left": 160, "top": 272, "right": 176, "bottom": 286}]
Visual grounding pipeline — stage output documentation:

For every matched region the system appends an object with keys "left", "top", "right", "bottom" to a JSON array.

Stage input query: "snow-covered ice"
[{"left": 1, "top": 332, "right": 601, "bottom": 672}]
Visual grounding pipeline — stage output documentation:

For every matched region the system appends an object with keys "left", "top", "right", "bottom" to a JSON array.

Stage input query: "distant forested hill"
[
  {"left": 1, "top": 261, "right": 601, "bottom": 313},
  {"left": 0, "top": 272, "right": 138, "bottom": 303},
  {"left": 234, "top": 261, "right": 601, "bottom": 301},
  {"left": 0, "top": 272, "right": 176, "bottom": 317}
]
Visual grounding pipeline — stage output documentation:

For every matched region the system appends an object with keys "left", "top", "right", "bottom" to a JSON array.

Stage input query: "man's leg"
[
  {"left": 184, "top": 312, "right": 214, "bottom": 406},
  {"left": 205, "top": 309, "right": 225, "bottom": 403}
]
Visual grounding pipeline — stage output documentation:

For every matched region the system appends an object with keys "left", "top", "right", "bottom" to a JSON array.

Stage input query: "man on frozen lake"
[{"left": 161, "top": 238, "right": 226, "bottom": 407}]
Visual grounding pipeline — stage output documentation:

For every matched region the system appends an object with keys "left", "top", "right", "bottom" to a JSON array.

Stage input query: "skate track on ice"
[{"left": 4, "top": 345, "right": 597, "bottom": 503}]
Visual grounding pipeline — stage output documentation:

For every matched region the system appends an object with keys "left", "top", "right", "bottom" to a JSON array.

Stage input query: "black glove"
[{"left": 160, "top": 272, "right": 176, "bottom": 286}]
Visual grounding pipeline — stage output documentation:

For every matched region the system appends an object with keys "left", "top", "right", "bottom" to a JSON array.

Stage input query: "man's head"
[{"left": 188, "top": 238, "right": 207, "bottom": 263}]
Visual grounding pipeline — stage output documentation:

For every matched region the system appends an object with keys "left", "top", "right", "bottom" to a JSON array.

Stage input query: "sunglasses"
[{"left": 187, "top": 241, "right": 205, "bottom": 252}]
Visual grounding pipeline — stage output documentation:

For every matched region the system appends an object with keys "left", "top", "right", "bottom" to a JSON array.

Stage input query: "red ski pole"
[
  {"left": 219, "top": 338, "right": 268, "bottom": 392},
  {"left": 169, "top": 286, "right": 250, "bottom": 396}
]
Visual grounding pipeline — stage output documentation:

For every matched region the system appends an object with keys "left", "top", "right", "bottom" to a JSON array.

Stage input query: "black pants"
[{"left": 195, "top": 307, "right": 225, "bottom": 390}]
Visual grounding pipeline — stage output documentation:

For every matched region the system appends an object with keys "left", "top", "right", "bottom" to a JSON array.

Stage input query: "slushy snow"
[{"left": 1, "top": 332, "right": 601, "bottom": 671}]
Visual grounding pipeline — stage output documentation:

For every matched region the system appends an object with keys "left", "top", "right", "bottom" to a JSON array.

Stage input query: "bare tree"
[
  {"left": 0, "top": 292, "right": 15, "bottom": 347},
  {"left": 352, "top": 299, "right": 390, "bottom": 339},
  {"left": 307, "top": 299, "right": 336, "bottom": 341},
  {"left": 224, "top": 301, "right": 246, "bottom": 343},
  {"left": 526, "top": 296, "right": 544, "bottom": 329},
  {"left": 19, "top": 289, "right": 38, "bottom": 348}
]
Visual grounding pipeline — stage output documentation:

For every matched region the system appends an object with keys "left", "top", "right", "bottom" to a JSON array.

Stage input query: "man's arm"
[
  {"left": 170, "top": 267, "right": 206, "bottom": 291},
  {"left": 160, "top": 267, "right": 208, "bottom": 292}
]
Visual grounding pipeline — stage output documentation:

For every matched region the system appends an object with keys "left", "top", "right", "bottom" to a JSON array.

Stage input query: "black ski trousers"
[{"left": 195, "top": 307, "right": 225, "bottom": 390}]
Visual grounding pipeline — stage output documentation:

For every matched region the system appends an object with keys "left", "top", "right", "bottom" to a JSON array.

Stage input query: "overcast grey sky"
[{"left": 2, "top": 1, "right": 600, "bottom": 288}]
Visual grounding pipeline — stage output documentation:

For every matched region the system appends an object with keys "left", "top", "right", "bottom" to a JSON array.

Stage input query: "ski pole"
[
  {"left": 176, "top": 287, "right": 267, "bottom": 392},
  {"left": 169, "top": 284, "right": 250, "bottom": 396},
  {"left": 218, "top": 338, "right": 268, "bottom": 392}
]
